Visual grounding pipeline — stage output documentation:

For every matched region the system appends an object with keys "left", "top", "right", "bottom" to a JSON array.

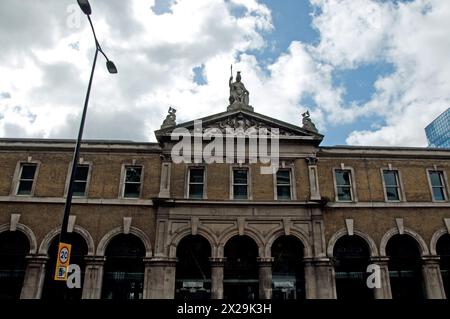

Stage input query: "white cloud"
[
  {"left": 0, "top": 0, "right": 274, "bottom": 140},
  {"left": 310, "top": 0, "right": 450, "bottom": 146},
  {"left": 1, "top": 0, "right": 449, "bottom": 147}
]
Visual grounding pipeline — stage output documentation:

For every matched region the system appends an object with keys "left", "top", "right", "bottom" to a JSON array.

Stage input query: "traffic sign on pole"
[{"left": 54, "top": 242, "right": 72, "bottom": 281}]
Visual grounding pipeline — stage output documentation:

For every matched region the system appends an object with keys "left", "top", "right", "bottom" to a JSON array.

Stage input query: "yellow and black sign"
[{"left": 54, "top": 242, "right": 72, "bottom": 281}]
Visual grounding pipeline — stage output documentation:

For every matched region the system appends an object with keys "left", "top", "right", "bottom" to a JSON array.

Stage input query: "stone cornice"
[
  {"left": 318, "top": 146, "right": 450, "bottom": 159},
  {"left": 0, "top": 196, "right": 155, "bottom": 206},
  {"left": 0, "top": 138, "right": 161, "bottom": 154},
  {"left": 327, "top": 201, "right": 450, "bottom": 208},
  {"left": 153, "top": 198, "right": 323, "bottom": 207},
  {"left": 2, "top": 196, "right": 447, "bottom": 208}
]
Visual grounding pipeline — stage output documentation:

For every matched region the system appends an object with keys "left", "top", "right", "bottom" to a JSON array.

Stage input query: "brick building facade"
[{"left": 1, "top": 104, "right": 450, "bottom": 300}]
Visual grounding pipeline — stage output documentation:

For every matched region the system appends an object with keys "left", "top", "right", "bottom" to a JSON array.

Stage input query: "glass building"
[{"left": 425, "top": 107, "right": 450, "bottom": 148}]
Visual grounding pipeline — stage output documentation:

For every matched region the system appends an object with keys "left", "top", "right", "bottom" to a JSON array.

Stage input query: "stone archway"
[
  {"left": 271, "top": 235, "right": 305, "bottom": 300},
  {"left": 0, "top": 230, "right": 30, "bottom": 299},
  {"left": 41, "top": 232, "right": 88, "bottom": 300},
  {"left": 174, "top": 235, "right": 212, "bottom": 299},
  {"left": 223, "top": 235, "right": 259, "bottom": 300},
  {"left": 332, "top": 235, "right": 373, "bottom": 300},
  {"left": 101, "top": 233, "right": 146, "bottom": 300},
  {"left": 386, "top": 234, "right": 425, "bottom": 299}
]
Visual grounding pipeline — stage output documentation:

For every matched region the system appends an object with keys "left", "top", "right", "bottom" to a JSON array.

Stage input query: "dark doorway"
[
  {"left": 271, "top": 236, "right": 305, "bottom": 299},
  {"left": 42, "top": 232, "right": 88, "bottom": 299},
  {"left": 386, "top": 234, "right": 424, "bottom": 299},
  {"left": 0, "top": 231, "right": 30, "bottom": 299},
  {"left": 333, "top": 235, "right": 372, "bottom": 299},
  {"left": 437, "top": 234, "right": 450, "bottom": 299},
  {"left": 175, "top": 235, "right": 211, "bottom": 299},
  {"left": 224, "top": 235, "right": 259, "bottom": 299},
  {"left": 102, "top": 234, "right": 145, "bottom": 300}
]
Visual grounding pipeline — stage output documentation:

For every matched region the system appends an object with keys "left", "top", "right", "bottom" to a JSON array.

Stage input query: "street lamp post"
[{"left": 55, "top": 0, "right": 117, "bottom": 279}]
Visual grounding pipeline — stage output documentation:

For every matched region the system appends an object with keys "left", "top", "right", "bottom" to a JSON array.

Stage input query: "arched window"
[
  {"left": 437, "top": 233, "right": 450, "bottom": 298},
  {"left": 386, "top": 234, "right": 424, "bottom": 299},
  {"left": 42, "top": 233, "right": 88, "bottom": 299},
  {"left": 224, "top": 235, "right": 259, "bottom": 299},
  {"left": 0, "top": 231, "right": 30, "bottom": 299},
  {"left": 271, "top": 236, "right": 305, "bottom": 299},
  {"left": 333, "top": 235, "right": 372, "bottom": 299},
  {"left": 175, "top": 235, "right": 211, "bottom": 299},
  {"left": 102, "top": 234, "right": 145, "bottom": 300}
]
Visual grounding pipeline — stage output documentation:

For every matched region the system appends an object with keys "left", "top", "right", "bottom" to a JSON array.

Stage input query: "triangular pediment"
[{"left": 155, "top": 109, "right": 323, "bottom": 145}]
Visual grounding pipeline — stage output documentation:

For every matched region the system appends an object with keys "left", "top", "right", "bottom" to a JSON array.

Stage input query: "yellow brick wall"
[
  {"left": 0, "top": 202, "right": 157, "bottom": 251},
  {"left": 317, "top": 158, "right": 450, "bottom": 203},
  {"left": 0, "top": 150, "right": 161, "bottom": 199}
]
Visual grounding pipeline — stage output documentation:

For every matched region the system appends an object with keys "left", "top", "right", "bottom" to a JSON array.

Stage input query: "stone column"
[
  {"left": 210, "top": 257, "right": 225, "bottom": 299},
  {"left": 143, "top": 257, "right": 177, "bottom": 299},
  {"left": 311, "top": 257, "right": 336, "bottom": 299},
  {"left": 258, "top": 257, "right": 273, "bottom": 299},
  {"left": 422, "top": 256, "right": 446, "bottom": 299},
  {"left": 20, "top": 254, "right": 48, "bottom": 299},
  {"left": 158, "top": 161, "right": 171, "bottom": 198},
  {"left": 370, "top": 257, "right": 392, "bottom": 299},
  {"left": 82, "top": 256, "right": 106, "bottom": 299},
  {"left": 303, "top": 258, "right": 317, "bottom": 299},
  {"left": 306, "top": 157, "right": 321, "bottom": 201}
]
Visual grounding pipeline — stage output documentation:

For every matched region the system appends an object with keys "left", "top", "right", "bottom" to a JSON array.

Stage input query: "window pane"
[
  {"left": 17, "top": 181, "right": 33, "bottom": 195},
  {"left": 429, "top": 172, "right": 443, "bottom": 187},
  {"left": 337, "top": 186, "right": 352, "bottom": 201},
  {"left": 73, "top": 181, "right": 86, "bottom": 197},
  {"left": 124, "top": 183, "right": 140, "bottom": 198},
  {"left": 277, "top": 185, "right": 291, "bottom": 200},
  {"left": 189, "top": 184, "right": 203, "bottom": 199},
  {"left": 335, "top": 170, "right": 351, "bottom": 186},
  {"left": 276, "top": 170, "right": 290, "bottom": 185},
  {"left": 383, "top": 171, "right": 398, "bottom": 186},
  {"left": 20, "top": 165, "right": 36, "bottom": 180},
  {"left": 233, "top": 169, "right": 248, "bottom": 185},
  {"left": 233, "top": 185, "right": 248, "bottom": 199},
  {"left": 189, "top": 169, "right": 204, "bottom": 183},
  {"left": 432, "top": 187, "right": 445, "bottom": 201},
  {"left": 75, "top": 165, "right": 89, "bottom": 181},
  {"left": 386, "top": 187, "right": 400, "bottom": 201},
  {"left": 125, "top": 167, "right": 142, "bottom": 183}
]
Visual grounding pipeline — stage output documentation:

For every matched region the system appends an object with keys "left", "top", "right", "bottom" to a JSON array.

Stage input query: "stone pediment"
[{"left": 155, "top": 109, "right": 323, "bottom": 145}]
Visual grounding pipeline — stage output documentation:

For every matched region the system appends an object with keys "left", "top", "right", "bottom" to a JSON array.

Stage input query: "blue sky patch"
[
  {"left": 247, "top": 0, "right": 398, "bottom": 145},
  {"left": 253, "top": 0, "right": 318, "bottom": 65},
  {"left": 332, "top": 62, "right": 395, "bottom": 105},
  {"left": 193, "top": 65, "right": 207, "bottom": 86},
  {"left": 152, "top": 0, "right": 174, "bottom": 15},
  {"left": 322, "top": 114, "right": 386, "bottom": 146}
]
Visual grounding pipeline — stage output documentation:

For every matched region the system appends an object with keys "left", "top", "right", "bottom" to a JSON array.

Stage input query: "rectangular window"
[
  {"left": 73, "top": 165, "right": 89, "bottom": 197},
  {"left": 276, "top": 169, "right": 292, "bottom": 200},
  {"left": 123, "top": 166, "right": 142, "bottom": 198},
  {"left": 429, "top": 170, "right": 447, "bottom": 201},
  {"left": 335, "top": 170, "right": 353, "bottom": 201},
  {"left": 17, "top": 163, "right": 37, "bottom": 195},
  {"left": 383, "top": 170, "right": 400, "bottom": 201},
  {"left": 188, "top": 168, "right": 204, "bottom": 199},
  {"left": 233, "top": 168, "right": 248, "bottom": 199}
]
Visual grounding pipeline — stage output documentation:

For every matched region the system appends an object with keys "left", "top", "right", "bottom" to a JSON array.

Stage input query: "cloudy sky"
[{"left": 1, "top": 0, "right": 449, "bottom": 146}]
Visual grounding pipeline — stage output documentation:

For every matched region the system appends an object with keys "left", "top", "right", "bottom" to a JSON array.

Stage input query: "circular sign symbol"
[{"left": 59, "top": 247, "right": 69, "bottom": 263}]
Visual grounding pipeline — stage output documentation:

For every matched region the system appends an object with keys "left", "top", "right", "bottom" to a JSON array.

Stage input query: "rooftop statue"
[
  {"left": 161, "top": 107, "right": 177, "bottom": 129},
  {"left": 228, "top": 66, "right": 253, "bottom": 111},
  {"left": 301, "top": 110, "right": 318, "bottom": 133}
]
